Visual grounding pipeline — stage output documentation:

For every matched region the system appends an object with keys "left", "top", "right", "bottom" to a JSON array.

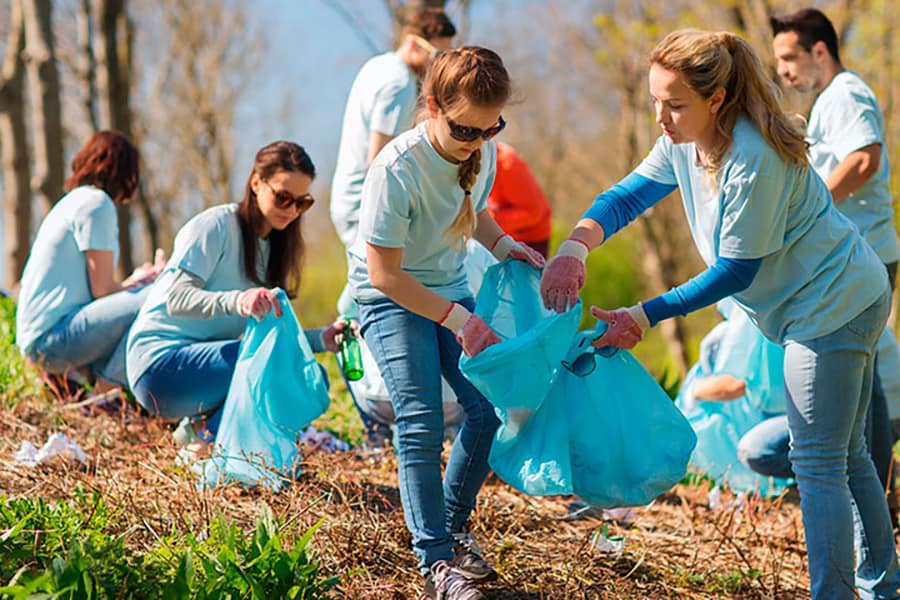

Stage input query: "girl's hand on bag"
[
  {"left": 237, "top": 287, "right": 283, "bottom": 321},
  {"left": 540, "top": 239, "right": 589, "bottom": 313},
  {"left": 507, "top": 242, "right": 546, "bottom": 269},
  {"left": 590, "top": 304, "right": 649, "bottom": 349},
  {"left": 457, "top": 314, "right": 501, "bottom": 357},
  {"left": 491, "top": 234, "right": 546, "bottom": 269}
]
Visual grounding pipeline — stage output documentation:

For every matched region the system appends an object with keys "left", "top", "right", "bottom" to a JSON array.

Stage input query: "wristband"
[
  {"left": 627, "top": 302, "right": 650, "bottom": 330},
  {"left": 439, "top": 302, "right": 472, "bottom": 334},
  {"left": 490, "top": 234, "right": 517, "bottom": 261},
  {"left": 556, "top": 238, "right": 590, "bottom": 262}
]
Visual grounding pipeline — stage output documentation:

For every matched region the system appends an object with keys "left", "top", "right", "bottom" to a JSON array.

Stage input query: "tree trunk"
[
  {"left": 622, "top": 73, "right": 691, "bottom": 376},
  {"left": 94, "top": 0, "right": 135, "bottom": 274},
  {"left": 0, "top": 0, "right": 32, "bottom": 290},
  {"left": 77, "top": 0, "right": 99, "bottom": 131},
  {"left": 21, "top": 0, "right": 65, "bottom": 212}
]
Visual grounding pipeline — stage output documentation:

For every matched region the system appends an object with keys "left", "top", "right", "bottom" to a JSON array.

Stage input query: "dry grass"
[{"left": 0, "top": 389, "right": 815, "bottom": 599}]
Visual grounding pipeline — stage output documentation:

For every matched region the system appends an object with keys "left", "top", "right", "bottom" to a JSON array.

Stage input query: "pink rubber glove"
[
  {"left": 540, "top": 239, "right": 589, "bottom": 313},
  {"left": 491, "top": 234, "right": 546, "bottom": 269},
  {"left": 439, "top": 302, "right": 501, "bottom": 357},
  {"left": 457, "top": 314, "right": 501, "bottom": 357},
  {"left": 590, "top": 304, "right": 650, "bottom": 349},
  {"left": 237, "top": 287, "right": 283, "bottom": 321}
]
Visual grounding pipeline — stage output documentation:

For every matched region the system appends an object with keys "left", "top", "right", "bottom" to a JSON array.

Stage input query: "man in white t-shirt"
[
  {"left": 771, "top": 7, "right": 900, "bottom": 512},
  {"left": 330, "top": 8, "right": 456, "bottom": 249}
]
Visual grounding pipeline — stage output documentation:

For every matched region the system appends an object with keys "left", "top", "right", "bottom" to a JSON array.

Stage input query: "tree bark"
[
  {"left": 94, "top": 0, "right": 135, "bottom": 274},
  {"left": 0, "top": 0, "right": 32, "bottom": 290},
  {"left": 77, "top": 0, "right": 99, "bottom": 131},
  {"left": 21, "top": 0, "right": 65, "bottom": 212}
]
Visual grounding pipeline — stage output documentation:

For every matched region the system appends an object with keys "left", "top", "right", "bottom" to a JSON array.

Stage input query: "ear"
[
  {"left": 811, "top": 40, "right": 829, "bottom": 62},
  {"left": 250, "top": 172, "right": 261, "bottom": 195},
  {"left": 709, "top": 87, "right": 726, "bottom": 114},
  {"left": 425, "top": 95, "right": 440, "bottom": 119}
]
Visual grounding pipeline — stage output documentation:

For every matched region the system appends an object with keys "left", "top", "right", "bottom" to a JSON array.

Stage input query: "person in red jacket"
[{"left": 487, "top": 141, "right": 552, "bottom": 257}]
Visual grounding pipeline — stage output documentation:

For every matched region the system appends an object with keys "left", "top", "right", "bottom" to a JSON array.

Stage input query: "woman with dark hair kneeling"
[
  {"left": 16, "top": 130, "right": 165, "bottom": 388},
  {"left": 126, "top": 141, "right": 346, "bottom": 450}
]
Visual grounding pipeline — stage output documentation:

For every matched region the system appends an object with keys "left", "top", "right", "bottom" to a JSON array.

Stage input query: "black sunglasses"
[
  {"left": 446, "top": 115, "right": 506, "bottom": 143},
  {"left": 561, "top": 329, "right": 618, "bottom": 377},
  {"left": 263, "top": 180, "right": 315, "bottom": 212}
]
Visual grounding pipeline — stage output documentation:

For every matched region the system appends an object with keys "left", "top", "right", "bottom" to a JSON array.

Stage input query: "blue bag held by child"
[
  {"left": 202, "top": 289, "right": 330, "bottom": 490},
  {"left": 461, "top": 261, "right": 696, "bottom": 507}
]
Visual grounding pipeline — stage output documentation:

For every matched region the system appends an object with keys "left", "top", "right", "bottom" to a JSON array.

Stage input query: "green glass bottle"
[{"left": 339, "top": 318, "right": 364, "bottom": 381}]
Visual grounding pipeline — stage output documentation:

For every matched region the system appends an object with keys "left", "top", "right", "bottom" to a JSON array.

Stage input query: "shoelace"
[
  {"left": 431, "top": 562, "right": 480, "bottom": 599},
  {"left": 452, "top": 532, "right": 484, "bottom": 556}
]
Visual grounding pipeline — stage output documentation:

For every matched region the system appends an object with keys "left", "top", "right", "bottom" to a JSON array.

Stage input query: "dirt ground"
[{"left": 0, "top": 393, "right": 815, "bottom": 599}]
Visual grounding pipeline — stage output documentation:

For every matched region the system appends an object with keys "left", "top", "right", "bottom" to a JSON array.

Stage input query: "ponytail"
[
  {"left": 651, "top": 29, "right": 808, "bottom": 171},
  {"left": 444, "top": 149, "right": 480, "bottom": 248}
]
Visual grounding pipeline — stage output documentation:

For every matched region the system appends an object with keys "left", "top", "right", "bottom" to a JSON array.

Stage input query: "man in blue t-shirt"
[
  {"left": 330, "top": 8, "right": 456, "bottom": 249},
  {"left": 771, "top": 7, "right": 900, "bottom": 513}
]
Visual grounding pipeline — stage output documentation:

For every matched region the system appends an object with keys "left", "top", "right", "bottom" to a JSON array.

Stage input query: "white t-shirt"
[
  {"left": 330, "top": 51, "right": 418, "bottom": 247},
  {"left": 807, "top": 71, "right": 900, "bottom": 264},
  {"left": 126, "top": 204, "right": 268, "bottom": 386},
  {"left": 16, "top": 186, "right": 119, "bottom": 352},
  {"left": 348, "top": 122, "right": 497, "bottom": 303}
]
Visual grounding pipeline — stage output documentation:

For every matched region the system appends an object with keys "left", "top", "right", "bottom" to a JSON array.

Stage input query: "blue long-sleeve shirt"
[{"left": 583, "top": 172, "right": 761, "bottom": 326}]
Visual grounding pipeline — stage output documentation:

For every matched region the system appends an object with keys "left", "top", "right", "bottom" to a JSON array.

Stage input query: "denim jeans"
[
  {"left": 27, "top": 286, "right": 150, "bottom": 386},
  {"left": 783, "top": 290, "right": 900, "bottom": 599},
  {"left": 358, "top": 297, "right": 500, "bottom": 574},
  {"left": 133, "top": 340, "right": 240, "bottom": 438}
]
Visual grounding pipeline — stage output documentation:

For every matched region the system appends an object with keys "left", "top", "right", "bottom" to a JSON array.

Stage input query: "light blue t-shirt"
[
  {"left": 348, "top": 122, "right": 497, "bottom": 303},
  {"left": 330, "top": 51, "right": 418, "bottom": 247},
  {"left": 807, "top": 71, "right": 900, "bottom": 264},
  {"left": 634, "top": 117, "right": 886, "bottom": 344},
  {"left": 126, "top": 204, "right": 268, "bottom": 387},
  {"left": 16, "top": 186, "right": 119, "bottom": 352}
]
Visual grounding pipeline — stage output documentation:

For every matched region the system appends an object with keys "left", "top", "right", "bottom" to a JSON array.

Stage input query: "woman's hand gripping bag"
[
  {"left": 560, "top": 327, "right": 697, "bottom": 507},
  {"left": 460, "top": 260, "right": 582, "bottom": 496},
  {"left": 202, "top": 289, "right": 330, "bottom": 490}
]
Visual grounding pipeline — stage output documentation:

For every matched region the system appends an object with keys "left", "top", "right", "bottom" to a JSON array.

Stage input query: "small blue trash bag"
[
  {"left": 675, "top": 301, "right": 793, "bottom": 497},
  {"left": 460, "top": 260, "right": 697, "bottom": 507},
  {"left": 202, "top": 289, "right": 330, "bottom": 490}
]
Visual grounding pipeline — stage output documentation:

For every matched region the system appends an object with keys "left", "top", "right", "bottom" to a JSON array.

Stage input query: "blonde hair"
[
  {"left": 421, "top": 46, "right": 511, "bottom": 247},
  {"left": 650, "top": 29, "right": 808, "bottom": 172}
]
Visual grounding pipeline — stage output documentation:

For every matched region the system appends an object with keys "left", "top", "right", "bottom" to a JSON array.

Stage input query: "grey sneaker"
[
  {"left": 422, "top": 560, "right": 484, "bottom": 600},
  {"left": 451, "top": 532, "right": 497, "bottom": 582}
]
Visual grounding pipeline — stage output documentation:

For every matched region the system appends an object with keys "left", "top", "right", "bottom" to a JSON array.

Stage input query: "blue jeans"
[
  {"left": 27, "top": 286, "right": 150, "bottom": 386},
  {"left": 358, "top": 297, "right": 500, "bottom": 574},
  {"left": 783, "top": 290, "right": 899, "bottom": 599},
  {"left": 133, "top": 340, "right": 240, "bottom": 438}
]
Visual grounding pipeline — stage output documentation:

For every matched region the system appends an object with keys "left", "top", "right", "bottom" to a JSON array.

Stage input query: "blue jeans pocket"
[{"left": 845, "top": 291, "right": 890, "bottom": 342}]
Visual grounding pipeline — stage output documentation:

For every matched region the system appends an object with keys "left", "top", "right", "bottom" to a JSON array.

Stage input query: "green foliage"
[
  {"left": 161, "top": 506, "right": 338, "bottom": 600},
  {"left": 0, "top": 490, "right": 337, "bottom": 599},
  {"left": 0, "top": 297, "right": 42, "bottom": 407}
]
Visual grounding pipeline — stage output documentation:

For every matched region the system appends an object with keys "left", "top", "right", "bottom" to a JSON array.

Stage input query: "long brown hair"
[
  {"left": 65, "top": 130, "right": 140, "bottom": 203},
  {"left": 237, "top": 141, "right": 315, "bottom": 298},
  {"left": 421, "top": 46, "right": 511, "bottom": 247},
  {"left": 650, "top": 30, "right": 808, "bottom": 172}
]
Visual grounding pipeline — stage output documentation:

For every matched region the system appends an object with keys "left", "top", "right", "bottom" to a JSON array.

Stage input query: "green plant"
[
  {"left": 0, "top": 296, "right": 42, "bottom": 406},
  {"left": 175, "top": 506, "right": 338, "bottom": 599}
]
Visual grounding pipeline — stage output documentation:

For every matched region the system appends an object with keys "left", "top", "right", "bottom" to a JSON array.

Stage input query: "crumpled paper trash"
[
  {"left": 298, "top": 426, "right": 350, "bottom": 453},
  {"left": 14, "top": 433, "right": 87, "bottom": 466},
  {"left": 590, "top": 525, "right": 626, "bottom": 557}
]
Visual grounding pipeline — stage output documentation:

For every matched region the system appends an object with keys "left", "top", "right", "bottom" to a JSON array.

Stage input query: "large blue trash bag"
[
  {"left": 675, "top": 302, "right": 793, "bottom": 497},
  {"left": 461, "top": 260, "right": 696, "bottom": 507},
  {"left": 202, "top": 289, "right": 330, "bottom": 490}
]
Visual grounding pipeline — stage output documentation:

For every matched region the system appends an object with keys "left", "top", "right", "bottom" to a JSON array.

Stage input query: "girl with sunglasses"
[
  {"left": 126, "top": 141, "right": 346, "bottom": 451},
  {"left": 542, "top": 30, "right": 899, "bottom": 599},
  {"left": 348, "top": 46, "right": 543, "bottom": 599}
]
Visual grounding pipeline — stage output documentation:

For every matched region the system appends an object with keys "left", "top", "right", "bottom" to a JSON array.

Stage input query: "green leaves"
[{"left": 0, "top": 492, "right": 338, "bottom": 599}]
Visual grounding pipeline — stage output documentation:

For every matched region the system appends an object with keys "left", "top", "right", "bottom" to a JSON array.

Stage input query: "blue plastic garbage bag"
[
  {"left": 461, "top": 260, "right": 696, "bottom": 507},
  {"left": 675, "top": 306, "right": 792, "bottom": 497},
  {"left": 202, "top": 289, "right": 330, "bottom": 490}
]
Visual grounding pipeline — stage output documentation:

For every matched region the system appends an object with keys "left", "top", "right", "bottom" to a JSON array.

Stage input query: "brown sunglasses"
[{"left": 262, "top": 180, "right": 315, "bottom": 212}]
